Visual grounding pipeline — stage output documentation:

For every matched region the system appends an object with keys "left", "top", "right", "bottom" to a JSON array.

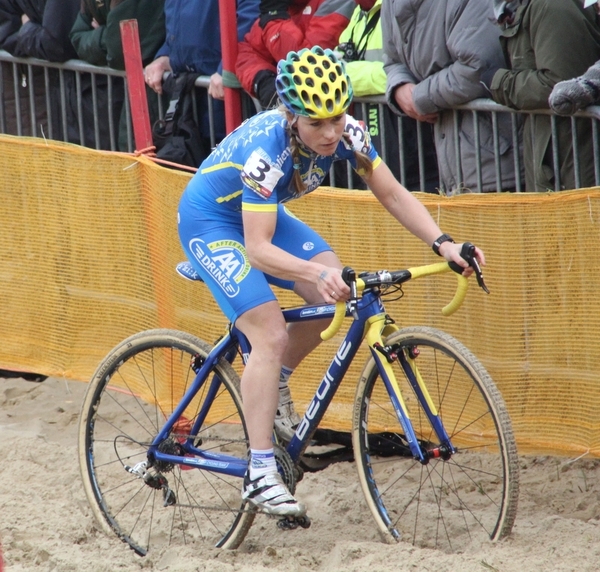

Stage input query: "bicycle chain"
[
  {"left": 169, "top": 501, "right": 258, "bottom": 514},
  {"left": 172, "top": 433, "right": 247, "bottom": 444},
  {"left": 165, "top": 500, "right": 300, "bottom": 517}
]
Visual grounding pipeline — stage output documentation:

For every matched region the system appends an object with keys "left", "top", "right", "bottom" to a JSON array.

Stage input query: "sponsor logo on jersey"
[
  {"left": 303, "top": 165, "right": 327, "bottom": 192},
  {"left": 275, "top": 147, "right": 291, "bottom": 169},
  {"left": 189, "top": 238, "right": 250, "bottom": 297}
]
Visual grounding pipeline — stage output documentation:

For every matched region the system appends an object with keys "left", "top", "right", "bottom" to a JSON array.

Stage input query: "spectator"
[
  {"left": 0, "top": 7, "right": 39, "bottom": 136},
  {"left": 549, "top": 57, "right": 600, "bottom": 116},
  {"left": 236, "top": 0, "right": 356, "bottom": 110},
  {"left": 488, "top": 0, "right": 600, "bottom": 192},
  {"left": 1, "top": 0, "right": 78, "bottom": 61},
  {"left": 382, "top": 0, "right": 520, "bottom": 194},
  {"left": 144, "top": 0, "right": 259, "bottom": 161},
  {"left": 0, "top": 0, "right": 79, "bottom": 140},
  {"left": 333, "top": 0, "right": 438, "bottom": 192},
  {"left": 70, "top": 0, "right": 166, "bottom": 151}
]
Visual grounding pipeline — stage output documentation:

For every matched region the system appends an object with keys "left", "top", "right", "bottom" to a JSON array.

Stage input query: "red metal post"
[
  {"left": 120, "top": 20, "right": 175, "bottom": 330},
  {"left": 120, "top": 19, "right": 153, "bottom": 151},
  {"left": 219, "top": 0, "right": 243, "bottom": 133}
]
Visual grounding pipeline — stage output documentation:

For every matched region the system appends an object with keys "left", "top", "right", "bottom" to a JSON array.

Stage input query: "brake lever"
[
  {"left": 448, "top": 243, "right": 490, "bottom": 294},
  {"left": 470, "top": 256, "right": 490, "bottom": 293},
  {"left": 342, "top": 266, "right": 359, "bottom": 319}
]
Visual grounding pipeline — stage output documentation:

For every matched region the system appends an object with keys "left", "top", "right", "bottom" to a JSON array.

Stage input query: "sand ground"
[{"left": 1, "top": 375, "right": 599, "bottom": 572}]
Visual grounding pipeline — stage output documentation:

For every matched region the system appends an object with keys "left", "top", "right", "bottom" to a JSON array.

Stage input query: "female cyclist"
[{"left": 177, "top": 46, "right": 485, "bottom": 517}]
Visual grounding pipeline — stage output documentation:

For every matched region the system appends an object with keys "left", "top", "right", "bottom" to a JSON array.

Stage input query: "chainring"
[{"left": 273, "top": 443, "right": 299, "bottom": 493}]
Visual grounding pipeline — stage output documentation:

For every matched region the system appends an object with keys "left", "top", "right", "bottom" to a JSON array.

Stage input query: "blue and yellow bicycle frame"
[{"left": 148, "top": 261, "right": 468, "bottom": 474}]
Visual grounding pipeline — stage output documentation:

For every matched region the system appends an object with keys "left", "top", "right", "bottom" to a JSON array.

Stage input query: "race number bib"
[
  {"left": 241, "top": 149, "right": 284, "bottom": 200},
  {"left": 345, "top": 116, "right": 372, "bottom": 155}
]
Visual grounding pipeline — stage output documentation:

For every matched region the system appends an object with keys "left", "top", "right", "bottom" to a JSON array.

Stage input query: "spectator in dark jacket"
[
  {"left": 488, "top": 0, "right": 600, "bottom": 191},
  {"left": 0, "top": 0, "right": 79, "bottom": 139},
  {"left": 1, "top": 0, "right": 78, "bottom": 61},
  {"left": 70, "top": 0, "right": 166, "bottom": 151},
  {"left": 70, "top": 0, "right": 165, "bottom": 70},
  {"left": 144, "top": 0, "right": 259, "bottom": 156}
]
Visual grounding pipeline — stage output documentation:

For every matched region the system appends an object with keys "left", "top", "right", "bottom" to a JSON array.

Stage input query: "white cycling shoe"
[
  {"left": 242, "top": 472, "right": 306, "bottom": 516},
  {"left": 274, "top": 385, "right": 302, "bottom": 441}
]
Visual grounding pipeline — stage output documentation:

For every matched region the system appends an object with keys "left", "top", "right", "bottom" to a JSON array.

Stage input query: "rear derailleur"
[{"left": 125, "top": 460, "right": 176, "bottom": 507}]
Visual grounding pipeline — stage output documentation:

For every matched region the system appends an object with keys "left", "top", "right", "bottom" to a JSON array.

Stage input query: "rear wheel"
[
  {"left": 78, "top": 329, "right": 254, "bottom": 555},
  {"left": 353, "top": 326, "right": 519, "bottom": 552}
]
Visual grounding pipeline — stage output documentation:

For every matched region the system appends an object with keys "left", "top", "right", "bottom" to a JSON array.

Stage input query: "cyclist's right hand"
[{"left": 317, "top": 267, "right": 350, "bottom": 304}]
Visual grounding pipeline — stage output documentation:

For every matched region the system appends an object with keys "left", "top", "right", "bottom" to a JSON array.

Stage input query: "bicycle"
[{"left": 78, "top": 243, "right": 519, "bottom": 556}]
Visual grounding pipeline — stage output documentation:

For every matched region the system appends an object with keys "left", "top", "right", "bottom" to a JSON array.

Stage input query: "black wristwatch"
[{"left": 432, "top": 233, "right": 454, "bottom": 256}]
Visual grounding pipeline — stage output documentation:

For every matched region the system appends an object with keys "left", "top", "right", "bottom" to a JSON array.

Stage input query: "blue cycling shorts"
[{"left": 178, "top": 202, "right": 332, "bottom": 324}]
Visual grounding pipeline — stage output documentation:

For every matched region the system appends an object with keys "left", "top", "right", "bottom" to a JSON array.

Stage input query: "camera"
[{"left": 336, "top": 41, "right": 359, "bottom": 63}]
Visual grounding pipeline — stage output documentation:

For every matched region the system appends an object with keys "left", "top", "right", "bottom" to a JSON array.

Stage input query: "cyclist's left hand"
[{"left": 438, "top": 242, "right": 486, "bottom": 277}]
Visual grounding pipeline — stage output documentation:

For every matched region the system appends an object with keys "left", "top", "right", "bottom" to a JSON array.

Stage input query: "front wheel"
[
  {"left": 353, "top": 326, "right": 519, "bottom": 553},
  {"left": 78, "top": 329, "right": 254, "bottom": 555}
]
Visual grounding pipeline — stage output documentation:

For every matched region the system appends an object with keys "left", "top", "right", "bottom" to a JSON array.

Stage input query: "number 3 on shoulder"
[{"left": 242, "top": 150, "right": 283, "bottom": 199}]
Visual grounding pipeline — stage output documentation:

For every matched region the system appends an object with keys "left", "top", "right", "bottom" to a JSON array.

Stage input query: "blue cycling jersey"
[
  {"left": 181, "top": 108, "right": 381, "bottom": 223},
  {"left": 178, "top": 109, "right": 381, "bottom": 323}
]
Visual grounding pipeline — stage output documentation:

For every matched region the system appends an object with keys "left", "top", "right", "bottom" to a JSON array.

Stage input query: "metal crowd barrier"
[
  {"left": 0, "top": 51, "right": 226, "bottom": 154},
  {"left": 348, "top": 95, "right": 600, "bottom": 193},
  {"left": 453, "top": 98, "right": 600, "bottom": 192},
  {"left": 1, "top": 50, "right": 599, "bottom": 192},
  {"left": 0, "top": 50, "right": 130, "bottom": 150}
]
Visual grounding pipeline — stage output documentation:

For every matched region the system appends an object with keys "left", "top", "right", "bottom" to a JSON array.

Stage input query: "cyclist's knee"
[
  {"left": 294, "top": 282, "right": 324, "bottom": 304},
  {"left": 256, "top": 324, "right": 289, "bottom": 358},
  {"left": 237, "top": 307, "right": 289, "bottom": 356}
]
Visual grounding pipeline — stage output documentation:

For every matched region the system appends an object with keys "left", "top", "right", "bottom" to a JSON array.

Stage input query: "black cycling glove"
[
  {"left": 259, "top": 0, "right": 291, "bottom": 28},
  {"left": 253, "top": 69, "right": 278, "bottom": 109}
]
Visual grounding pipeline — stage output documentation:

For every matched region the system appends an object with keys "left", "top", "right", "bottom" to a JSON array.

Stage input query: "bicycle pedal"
[{"left": 276, "top": 514, "right": 311, "bottom": 531}]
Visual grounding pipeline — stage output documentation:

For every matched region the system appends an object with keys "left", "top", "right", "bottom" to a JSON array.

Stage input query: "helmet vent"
[{"left": 275, "top": 46, "right": 354, "bottom": 118}]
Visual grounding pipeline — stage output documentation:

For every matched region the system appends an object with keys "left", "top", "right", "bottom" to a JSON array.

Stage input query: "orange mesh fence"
[{"left": 1, "top": 135, "right": 600, "bottom": 457}]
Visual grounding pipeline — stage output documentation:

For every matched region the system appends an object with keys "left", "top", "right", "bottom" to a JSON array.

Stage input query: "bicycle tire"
[
  {"left": 353, "top": 326, "right": 519, "bottom": 552},
  {"left": 78, "top": 329, "right": 254, "bottom": 555}
]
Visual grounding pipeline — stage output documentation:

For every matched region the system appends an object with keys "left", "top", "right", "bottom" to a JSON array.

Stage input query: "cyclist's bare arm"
[
  {"left": 242, "top": 209, "right": 350, "bottom": 302},
  {"left": 362, "top": 161, "right": 486, "bottom": 274}
]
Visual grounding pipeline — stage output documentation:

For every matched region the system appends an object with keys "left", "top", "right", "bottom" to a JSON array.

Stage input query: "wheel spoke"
[
  {"left": 353, "top": 326, "right": 519, "bottom": 552},
  {"left": 78, "top": 330, "right": 254, "bottom": 555}
]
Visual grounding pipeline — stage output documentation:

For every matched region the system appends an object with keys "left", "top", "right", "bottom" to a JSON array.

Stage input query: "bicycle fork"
[{"left": 367, "top": 317, "right": 456, "bottom": 464}]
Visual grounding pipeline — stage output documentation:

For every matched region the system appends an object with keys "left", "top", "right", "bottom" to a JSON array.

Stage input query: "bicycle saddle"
[{"left": 176, "top": 261, "right": 203, "bottom": 282}]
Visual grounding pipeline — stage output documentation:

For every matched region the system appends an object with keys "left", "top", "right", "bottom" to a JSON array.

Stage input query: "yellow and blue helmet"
[{"left": 275, "top": 46, "right": 353, "bottom": 119}]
